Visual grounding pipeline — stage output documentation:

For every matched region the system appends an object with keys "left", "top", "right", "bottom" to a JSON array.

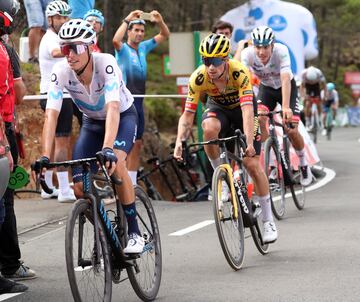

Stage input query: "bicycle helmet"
[
  {"left": 0, "top": 0, "right": 20, "bottom": 34},
  {"left": 251, "top": 26, "right": 275, "bottom": 46},
  {"left": 199, "top": 33, "right": 230, "bottom": 58},
  {"left": 83, "top": 9, "right": 104, "bottom": 26},
  {"left": 58, "top": 19, "right": 96, "bottom": 45},
  {"left": 327, "top": 82, "right": 335, "bottom": 91},
  {"left": 45, "top": 0, "right": 71, "bottom": 17},
  {"left": 305, "top": 66, "right": 318, "bottom": 82}
]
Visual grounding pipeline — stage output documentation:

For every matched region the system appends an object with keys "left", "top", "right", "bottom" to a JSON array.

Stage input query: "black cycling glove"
[
  {"left": 33, "top": 156, "right": 50, "bottom": 173},
  {"left": 98, "top": 147, "right": 118, "bottom": 169}
]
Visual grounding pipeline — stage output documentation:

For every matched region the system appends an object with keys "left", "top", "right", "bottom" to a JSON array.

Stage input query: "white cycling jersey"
[
  {"left": 301, "top": 67, "right": 325, "bottom": 84},
  {"left": 46, "top": 52, "right": 134, "bottom": 120},
  {"left": 321, "top": 89, "right": 339, "bottom": 104},
  {"left": 241, "top": 43, "right": 293, "bottom": 89}
]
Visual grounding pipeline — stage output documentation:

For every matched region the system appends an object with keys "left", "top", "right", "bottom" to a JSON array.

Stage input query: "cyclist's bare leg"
[
  {"left": 126, "top": 139, "right": 142, "bottom": 184},
  {"left": 243, "top": 156, "right": 269, "bottom": 196},
  {"left": 202, "top": 117, "right": 221, "bottom": 164},
  {"left": 304, "top": 98, "right": 311, "bottom": 127},
  {"left": 258, "top": 111, "right": 269, "bottom": 142},
  {"left": 285, "top": 122, "right": 304, "bottom": 151}
]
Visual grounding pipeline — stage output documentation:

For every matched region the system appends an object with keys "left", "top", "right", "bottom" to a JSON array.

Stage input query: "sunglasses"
[
  {"left": 86, "top": 16, "right": 102, "bottom": 24},
  {"left": 60, "top": 44, "right": 87, "bottom": 56},
  {"left": 202, "top": 57, "right": 224, "bottom": 67}
]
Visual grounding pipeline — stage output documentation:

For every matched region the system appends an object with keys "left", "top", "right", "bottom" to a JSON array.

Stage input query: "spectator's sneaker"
[
  {"left": 300, "top": 165, "right": 313, "bottom": 187},
  {"left": 41, "top": 187, "right": 59, "bottom": 199},
  {"left": 3, "top": 264, "right": 37, "bottom": 281},
  {"left": 58, "top": 189, "right": 76, "bottom": 203},
  {"left": 124, "top": 233, "right": 145, "bottom": 254},
  {"left": 263, "top": 221, "right": 278, "bottom": 243},
  {"left": 0, "top": 277, "right": 28, "bottom": 294},
  {"left": 321, "top": 129, "right": 327, "bottom": 136},
  {"left": 28, "top": 57, "right": 39, "bottom": 64}
]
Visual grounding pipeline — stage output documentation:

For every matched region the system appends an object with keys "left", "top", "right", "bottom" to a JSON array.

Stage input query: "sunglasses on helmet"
[
  {"left": 86, "top": 16, "right": 102, "bottom": 24},
  {"left": 202, "top": 57, "right": 224, "bottom": 67},
  {"left": 60, "top": 44, "right": 88, "bottom": 56},
  {"left": 129, "top": 19, "right": 146, "bottom": 26}
]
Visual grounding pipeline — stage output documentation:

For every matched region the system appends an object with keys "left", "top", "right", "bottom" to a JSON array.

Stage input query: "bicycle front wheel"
[
  {"left": 250, "top": 202, "right": 269, "bottom": 255},
  {"left": 264, "top": 138, "right": 286, "bottom": 219},
  {"left": 212, "top": 166, "right": 245, "bottom": 271},
  {"left": 65, "top": 199, "right": 112, "bottom": 302},
  {"left": 289, "top": 169, "right": 306, "bottom": 210},
  {"left": 127, "top": 186, "right": 162, "bottom": 301}
]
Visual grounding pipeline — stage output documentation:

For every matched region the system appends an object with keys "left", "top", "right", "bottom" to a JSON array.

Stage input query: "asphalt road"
[{"left": 2, "top": 126, "right": 360, "bottom": 302}]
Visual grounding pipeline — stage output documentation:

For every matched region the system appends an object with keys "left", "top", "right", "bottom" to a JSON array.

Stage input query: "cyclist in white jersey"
[
  {"left": 241, "top": 26, "right": 313, "bottom": 186},
  {"left": 38, "top": 19, "right": 144, "bottom": 253}
]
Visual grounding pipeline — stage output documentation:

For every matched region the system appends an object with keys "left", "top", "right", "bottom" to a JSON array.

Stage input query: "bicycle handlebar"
[{"left": 258, "top": 110, "right": 295, "bottom": 129}]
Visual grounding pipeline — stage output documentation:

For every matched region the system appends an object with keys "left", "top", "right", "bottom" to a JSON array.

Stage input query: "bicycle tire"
[
  {"left": 65, "top": 199, "right": 112, "bottom": 302},
  {"left": 212, "top": 166, "right": 245, "bottom": 271},
  {"left": 127, "top": 186, "right": 162, "bottom": 301},
  {"left": 326, "top": 111, "right": 333, "bottom": 141},
  {"left": 264, "top": 138, "right": 286, "bottom": 219},
  {"left": 283, "top": 139, "right": 306, "bottom": 210},
  {"left": 249, "top": 201, "right": 269, "bottom": 255}
]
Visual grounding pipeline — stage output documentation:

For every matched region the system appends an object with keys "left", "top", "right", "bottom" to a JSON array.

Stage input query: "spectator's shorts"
[{"left": 24, "top": 0, "right": 52, "bottom": 28}]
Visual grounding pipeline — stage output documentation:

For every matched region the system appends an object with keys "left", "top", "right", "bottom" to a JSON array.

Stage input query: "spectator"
[
  {"left": 39, "top": 0, "right": 77, "bottom": 202},
  {"left": 212, "top": 20, "right": 233, "bottom": 39},
  {"left": 83, "top": 8, "right": 104, "bottom": 53},
  {"left": 23, "top": 0, "right": 52, "bottom": 63},
  {"left": 0, "top": 0, "right": 35, "bottom": 287},
  {"left": 112, "top": 10, "right": 170, "bottom": 185},
  {"left": 68, "top": 0, "right": 94, "bottom": 19}
]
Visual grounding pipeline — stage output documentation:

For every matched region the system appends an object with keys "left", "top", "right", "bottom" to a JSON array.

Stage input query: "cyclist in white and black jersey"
[
  {"left": 241, "top": 26, "right": 313, "bottom": 186},
  {"left": 38, "top": 19, "right": 144, "bottom": 253}
]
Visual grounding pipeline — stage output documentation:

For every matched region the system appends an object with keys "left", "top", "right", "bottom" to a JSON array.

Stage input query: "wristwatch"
[
  {"left": 4, "top": 145, "right": 10, "bottom": 153},
  {"left": 123, "top": 19, "right": 130, "bottom": 25}
]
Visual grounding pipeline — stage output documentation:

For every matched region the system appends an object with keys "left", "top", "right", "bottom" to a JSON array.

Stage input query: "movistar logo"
[
  {"left": 104, "top": 82, "right": 119, "bottom": 92},
  {"left": 114, "top": 140, "right": 126, "bottom": 147},
  {"left": 125, "top": 209, "right": 135, "bottom": 215},
  {"left": 49, "top": 91, "right": 63, "bottom": 100},
  {"left": 74, "top": 95, "right": 105, "bottom": 111}
]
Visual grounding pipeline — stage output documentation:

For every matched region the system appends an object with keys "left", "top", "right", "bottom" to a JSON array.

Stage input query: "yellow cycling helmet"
[{"left": 199, "top": 33, "right": 230, "bottom": 58}]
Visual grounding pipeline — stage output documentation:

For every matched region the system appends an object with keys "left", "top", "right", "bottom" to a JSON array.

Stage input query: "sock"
[
  {"left": 305, "top": 117, "right": 310, "bottom": 127},
  {"left": 255, "top": 194, "right": 273, "bottom": 222},
  {"left": 45, "top": 170, "right": 54, "bottom": 188},
  {"left": 122, "top": 202, "right": 140, "bottom": 235},
  {"left": 57, "top": 171, "right": 71, "bottom": 194},
  {"left": 295, "top": 148, "right": 307, "bottom": 166},
  {"left": 209, "top": 158, "right": 221, "bottom": 170},
  {"left": 128, "top": 170, "right": 137, "bottom": 186}
]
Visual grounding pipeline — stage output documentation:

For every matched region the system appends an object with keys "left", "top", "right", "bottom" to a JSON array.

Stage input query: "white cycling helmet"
[
  {"left": 45, "top": 0, "right": 71, "bottom": 17},
  {"left": 58, "top": 19, "right": 96, "bottom": 45},
  {"left": 251, "top": 26, "right": 275, "bottom": 46},
  {"left": 305, "top": 66, "right": 318, "bottom": 82}
]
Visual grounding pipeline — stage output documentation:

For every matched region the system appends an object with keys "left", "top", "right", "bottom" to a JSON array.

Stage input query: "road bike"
[
  {"left": 323, "top": 106, "right": 334, "bottom": 141},
  {"left": 182, "top": 129, "right": 269, "bottom": 271},
  {"left": 307, "top": 96, "right": 322, "bottom": 144},
  {"left": 259, "top": 111, "right": 306, "bottom": 220},
  {"left": 34, "top": 153, "right": 162, "bottom": 302}
]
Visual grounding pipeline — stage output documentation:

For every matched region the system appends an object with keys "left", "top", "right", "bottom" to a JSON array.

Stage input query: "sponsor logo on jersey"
[{"left": 195, "top": 73, "right": 204, "bottom": 86}]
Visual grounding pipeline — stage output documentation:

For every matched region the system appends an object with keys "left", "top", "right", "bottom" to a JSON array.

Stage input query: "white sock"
[
  {"left": 45, "top": 170, "right": 54, "bottom": 188},
  {"left": 295, "top": 148, "right": 307, "bottom": 166},
  {"left": 255, "top": 194, "right": 273, "bottom": 222},
  {"left": 209, "top": 158, "right": 221, "bottom": 170},
  {"left": 57, "top": 171, "right": 71, "bottom": 194},
  {"left": 128, "top": 170, "right": 137, "bottom": 185}
]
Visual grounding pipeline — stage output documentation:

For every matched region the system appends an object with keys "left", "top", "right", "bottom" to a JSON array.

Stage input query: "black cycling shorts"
[
  {"left": 257, "top": 78, "right": 300, "bottom": 122},
  {"left": 201, "top": 99, "right": 261, "bottom": 155},
  {"left": 305, "top": 82, "right": 321, "bottom": 97}
]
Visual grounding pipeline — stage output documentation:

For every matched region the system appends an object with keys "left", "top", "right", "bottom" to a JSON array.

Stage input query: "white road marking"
[
  {"left": 24, "top": 225, "right": 65, "bottom": 243},
  {"left": 169, "top": 166, "right": 336, "bottom": 236},
  {"left": 169, "top": 220, "right": 214, "bottom": 236},
  {"left": 0, "top": 293, "right": 23, "bottom": 301}
]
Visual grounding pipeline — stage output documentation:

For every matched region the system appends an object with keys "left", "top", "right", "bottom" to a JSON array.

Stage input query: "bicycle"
[
  {"left": 323, "top": 106, "right": 334, "bottom": 141},
  {"left": 307, "top": 96, "right": 322, "bottom": 144},
  {"left": 259, "top": 110, "right": 306, "bottom": 220},
  {"left": 34, "top": 153, "right": 162, "bottom": 302},
  {"left": 182, "top": 129, "right": 269, "bottom": 271}
]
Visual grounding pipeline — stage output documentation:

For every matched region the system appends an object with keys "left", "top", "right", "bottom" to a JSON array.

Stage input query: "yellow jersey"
[{"left": 185, "top": 59, "right": 254, "bottom": 113}]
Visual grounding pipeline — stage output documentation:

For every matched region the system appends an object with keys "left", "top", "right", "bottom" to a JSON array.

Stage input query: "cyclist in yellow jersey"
[{"left": 174, "top": 34, "right": 278, "bottom": 243}]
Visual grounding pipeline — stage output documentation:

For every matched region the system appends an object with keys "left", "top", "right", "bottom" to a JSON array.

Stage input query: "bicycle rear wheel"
[
  {"left": 127, "top": 186, "right": 162, "bottom": 302},
  {"left": 212, "top": 166, "right": 245, "bottom": 271},
  {"left": 65, "top": 199, "right": 112, "bottom": 302},
  {"left": 264, "top": 138, "right": 286, "bottom": 219},
  {"left": 249, "top": 201, "right": 269, "bottom": 255}
]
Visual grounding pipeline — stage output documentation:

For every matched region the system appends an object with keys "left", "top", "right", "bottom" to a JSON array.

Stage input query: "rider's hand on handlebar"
[
  {"left": 98, "top": 147, "right": 117, "bottom": 176},
  {"left": 245, "top": 145, "right": 256, "bottom": 157},
  {"left": 282, "top": 107, "right": 293, "bottom": 123},
  {"left": 173, "top": 141, "right": 183, "bottom": 161}
]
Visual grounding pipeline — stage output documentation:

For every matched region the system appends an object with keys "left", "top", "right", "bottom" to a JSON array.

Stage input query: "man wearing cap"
[{"left": 112, "top": 10, "right": 170, "bottom": 186}]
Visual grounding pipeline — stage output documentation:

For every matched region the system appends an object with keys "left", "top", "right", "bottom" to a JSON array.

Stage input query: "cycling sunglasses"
[
  {"left": 60, "top": 44, "right": 88, "bottom": 56},
  {"left": 86, "top": 16, "right": 102, "bottom": 24},
  {"left": 202, "top": 57, "right": 224, "bottom": 67}
]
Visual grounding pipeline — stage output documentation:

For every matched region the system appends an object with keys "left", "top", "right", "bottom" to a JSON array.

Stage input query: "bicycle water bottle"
[{"left": 233, "top": 164, "right": 242, "bottom": 184}]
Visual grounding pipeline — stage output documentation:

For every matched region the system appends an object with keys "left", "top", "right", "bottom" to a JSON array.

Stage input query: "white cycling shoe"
[
  {"left": 124, "top": 233, "right": 145, "bottom": 254},
  {"left": 300, "top": 165, "right": 313, "bottom": 186},
  {"left": 263, "top": 221, "right": 278, "bottom": 243}
]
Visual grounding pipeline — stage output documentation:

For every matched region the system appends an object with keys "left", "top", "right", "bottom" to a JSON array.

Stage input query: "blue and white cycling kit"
[
  {"left": 47, "top": 52, "right": 138, "bottom": 182},
  {"left": 115, "top": 39, "right": 157, "bottom": 139}
]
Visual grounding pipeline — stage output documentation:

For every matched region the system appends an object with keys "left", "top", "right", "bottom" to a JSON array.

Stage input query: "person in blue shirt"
[
  {"left": 113, "top": 10, "right": 170, "bottom": 185},
  {"left": 68, "top": 0, "right": 94, "bottom": 19}
]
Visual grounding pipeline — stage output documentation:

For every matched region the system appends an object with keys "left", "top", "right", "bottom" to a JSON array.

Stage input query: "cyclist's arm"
[
  {"left": 42, "top": 109, "right": 59, "bottom": 158},
  {"left": 152, "top": 11, "right": 170, "bottom": 44},
  {"left": 176, "top": 110, "right": 195, "bottom": 144},
  {"left": 281, "top": 72, "right": 291, "bottom": 110},
  {"left": 242, "top": 104, "right": 255, "bottom": 149},
  {"left": 103, "top": 101, "right": 120, "bottom": 149}
]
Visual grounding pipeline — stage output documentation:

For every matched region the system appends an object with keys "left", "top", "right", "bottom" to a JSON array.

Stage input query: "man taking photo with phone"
[{"left": 112, "top": 10, "right": 170, "bottom": 186}]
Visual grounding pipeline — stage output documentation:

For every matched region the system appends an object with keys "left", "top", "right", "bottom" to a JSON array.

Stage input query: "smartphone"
[{"left": 140, "top": 12, "right": 152, "bottom": 21}]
